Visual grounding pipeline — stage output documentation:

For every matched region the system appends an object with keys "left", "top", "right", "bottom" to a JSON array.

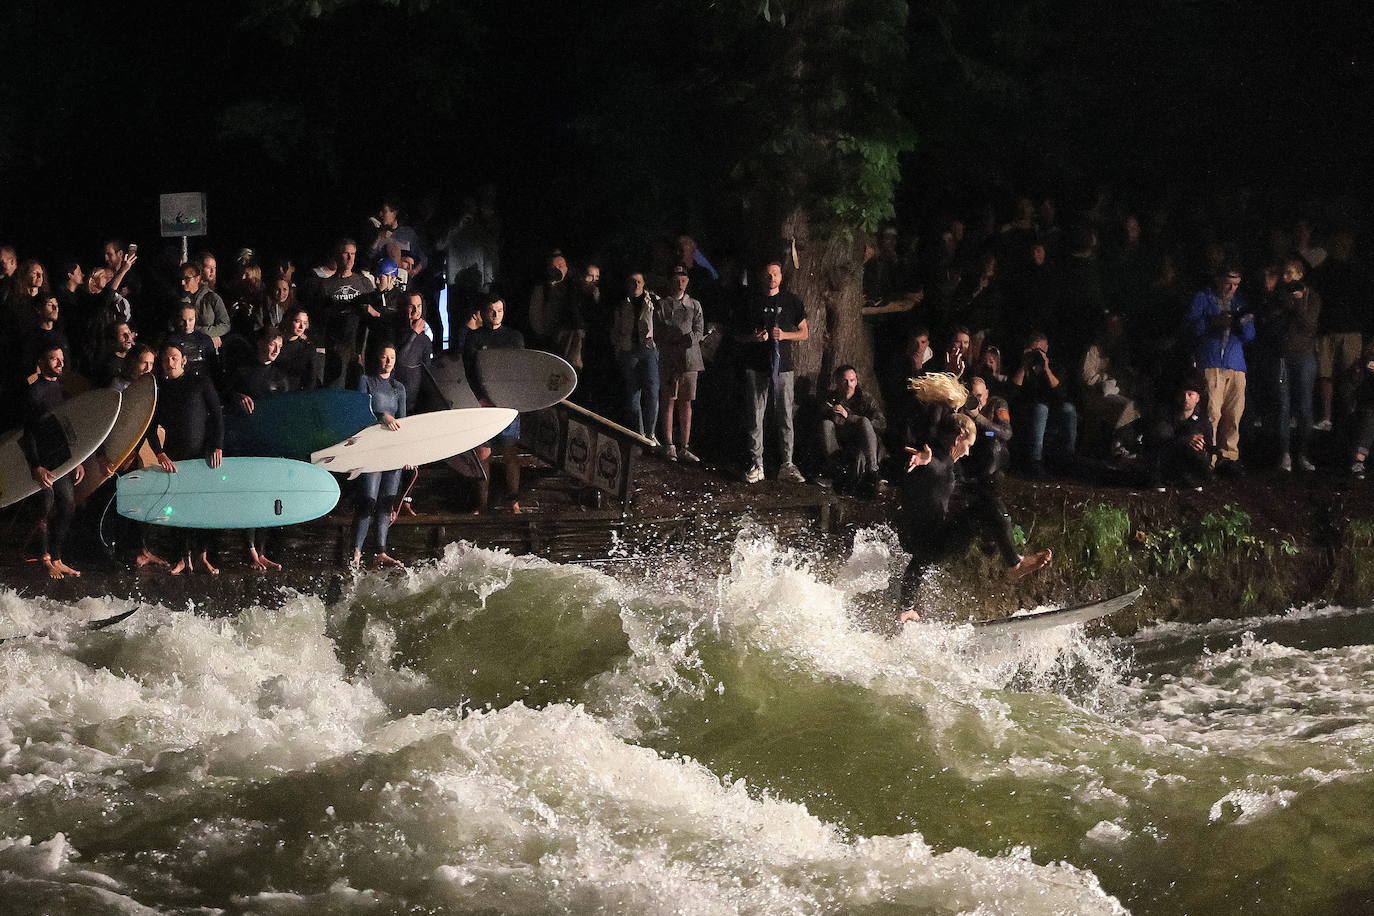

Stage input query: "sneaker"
[
  {"left": 778, "top": 463, "right": 806, "bottom": 484},
  {"left": 661, "top": 443, "right": 677, "bottom": 461},
  {"left": 678, "top": 447, "right": 701, "bottom": 464},
  {"left": 1351, "top": 460, "right": 1365, "bottom": 477},
  {"left": 1279, "top": 453, "right": 1292, "bottom": 472},
  {"left": 744, "top": 464, "right": 765, "bottom": 484},
  {"left": 1313, "top": 419, "right": 1334, "bottom": 432},
  {"left": 1298, "top": 456, "right": 1315, "bottom": 472}
]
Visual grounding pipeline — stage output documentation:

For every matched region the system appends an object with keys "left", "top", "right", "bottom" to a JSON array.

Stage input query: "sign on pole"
[{"left": 159, "top": 193, "right": 208, "bottom": 238}]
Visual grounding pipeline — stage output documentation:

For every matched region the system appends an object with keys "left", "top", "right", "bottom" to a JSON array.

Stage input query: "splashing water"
[{"left": 2, "top": 529, "right": 1372, "bottom": 914}]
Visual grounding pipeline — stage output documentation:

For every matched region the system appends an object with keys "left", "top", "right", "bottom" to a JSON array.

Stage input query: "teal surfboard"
[
  {"left": 224, "top": 389, "right": 375, "bottom": 459},
  {"left": 116, "top": 457, "right": 340, "bottom": 528}
]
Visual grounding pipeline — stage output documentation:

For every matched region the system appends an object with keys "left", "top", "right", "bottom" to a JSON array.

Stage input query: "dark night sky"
[{"left": 4, "top": 0, "right": 1374, "bottom": 268}]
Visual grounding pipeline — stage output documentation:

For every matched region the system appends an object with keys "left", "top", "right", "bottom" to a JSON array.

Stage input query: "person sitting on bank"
[
  {"left": 1142, "top": 376, "right": 1214, "bottom": 490},
  {"left": 897, "top": 413, "right": 1052, "bottom": 623},
  {"left": 818, "top": 364, "right": 885, "bottom": 496}
]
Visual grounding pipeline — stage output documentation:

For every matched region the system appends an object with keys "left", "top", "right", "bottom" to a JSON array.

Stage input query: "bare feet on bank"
[
  {"left": 249, "top": 551, "right": 281, "bottom": 571},
  {"left": 898, "top": 609, "right": 922, "bottom": 624},
  {"left": 196, "top": 553, "right": 220, "bottom": 575},
  {"left": 135, "top": 549, "right": 170, "bottom": 569},
  {"left": 41, "top": 556, "right": 80, "bottom": 579},
  {"left": 374, "top": 552, "right": 404, "bottom": 568},
  {"left": 1008, "top": 549, "right": 1053, "bottom": 581}
]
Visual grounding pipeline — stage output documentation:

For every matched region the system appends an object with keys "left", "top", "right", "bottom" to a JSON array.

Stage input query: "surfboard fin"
[{"left": 347, "top": 469, "right": 362, "bottom": 480}]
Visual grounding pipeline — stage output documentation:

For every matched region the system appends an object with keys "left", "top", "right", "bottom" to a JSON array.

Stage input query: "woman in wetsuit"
[
  {"left": 228, "top": 328, "right": 292, "bottom": 570},
  {"left": 350, "top": 344, "right": 408, "bottom": 569},
  {"left": 145, "top": 342, "right": 224, "bottom": 575}
]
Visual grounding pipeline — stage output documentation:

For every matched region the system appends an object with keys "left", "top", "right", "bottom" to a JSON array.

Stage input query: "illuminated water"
[{"left": 2, "top": 528, "right": 1372, "bottom": 914}]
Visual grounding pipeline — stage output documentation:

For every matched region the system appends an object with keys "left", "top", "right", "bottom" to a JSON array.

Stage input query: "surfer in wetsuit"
[
  {"left": 145, "top": 342, "right": 224, "bottom": 575},
  {"left": 23, "top": 345, "right": 85, "bottom": 579},
  {"left": 350, "top": 344, "right": 408, "bottom": 569},
  {"left": 228, "top": 328, "right": 292, "bottom": 570},
  {"left": 897, "top": 412, "right": 1052, "bottom": 623},
  {"left": 463, "top": 294, "right": 524, "bottom": 512},
  {"left": 107, "top": 344, "right": 169, "bottom": 570}
]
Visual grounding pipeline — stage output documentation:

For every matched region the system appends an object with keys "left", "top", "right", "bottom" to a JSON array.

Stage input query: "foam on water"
[{"left": 1, "top": 529, "right": 1373, "bottom": 913}]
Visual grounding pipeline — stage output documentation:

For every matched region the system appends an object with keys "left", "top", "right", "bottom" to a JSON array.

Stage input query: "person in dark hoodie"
[
  {"left": 1265, "top": 255, "right": 1321, "bottom": 472},
  {"left": 1143, "top": 376, "right": 1214, "bottom": 490}
]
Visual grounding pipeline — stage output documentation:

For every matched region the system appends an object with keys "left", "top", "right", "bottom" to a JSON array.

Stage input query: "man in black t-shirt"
[{"left": 736, "top": 261, "right": 809, "bottom": 483}]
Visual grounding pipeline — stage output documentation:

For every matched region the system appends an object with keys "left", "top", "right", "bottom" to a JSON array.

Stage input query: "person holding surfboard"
[
  {"left": 145, "top": 342, "right": 224, "bottom": 575},
  {"left": 350, "top": 344, "right": 409, "bottom": 568},
  {"left": 463, "top": 294, "right": 525, "bottom": 513},
  {"left": 23, "top": 345, "right": 85, "bottom": 579},
  {"left": 228, "top": 328, "right": 293, "bottom": 570}
]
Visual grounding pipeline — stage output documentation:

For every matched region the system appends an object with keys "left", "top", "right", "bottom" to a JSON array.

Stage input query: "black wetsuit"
[
  {"left": 228, "top": 362, "right": 292, "bottom": 406},
  {"left": 898, "top": 441, "right": 1020, "bottom": 608},
  {"left": 22, "top": 376, "right": 75, "bottom": 562},
  {"left": 277, "top": 336, "right": 321, "bottom": 391},
  {"left": 145, "top": 371, "right": 223, "bottom": 555},
  {"left": 146, "top": 372, "right": 223, "bottom": 461}
]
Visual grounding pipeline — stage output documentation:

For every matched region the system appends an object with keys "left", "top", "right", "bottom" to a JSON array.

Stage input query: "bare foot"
[
  {"left": 1007, "top": 549, "right": 1053, "bottom": 581},
  {"left": 197, "top": 553, "right": 220, "bottom": 575},
  {"left": 399, "top": 500, "right": 417, "bottom": 516},
  {"left": 349, "top": 551, "right": 363, "bottom": 570},
  {"left": 898, "top": 609, "right": 922, "bottom": 623},
  {"left": 167, "top": 558, "right": 189, "bottom": 576},
  {"left": 135, "top": 549, "right": 170, "bottom": 569},
  {"left": 251, "top": 554, "right": 281, "bottom": 571},
  {"left": 42, "top": 558, "right": 65, "bottom": 580},
  {"left": 509, "top": 500, "right": 522, "bottom": 514},
  {"left": 373, "top": 552, "right": 404, "bottom": 568},
  {"left": 53, "top": 560, "right": 81, "bottom": 577}
]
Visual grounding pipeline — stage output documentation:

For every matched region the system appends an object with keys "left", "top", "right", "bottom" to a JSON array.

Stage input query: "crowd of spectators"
[{"left": 4, "top": 187, "right": 1374, "bottom": 524}]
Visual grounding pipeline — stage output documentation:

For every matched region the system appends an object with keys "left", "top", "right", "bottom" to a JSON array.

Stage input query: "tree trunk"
[{"left": 780, "top": 207, "right": 878, "bottom": 406}]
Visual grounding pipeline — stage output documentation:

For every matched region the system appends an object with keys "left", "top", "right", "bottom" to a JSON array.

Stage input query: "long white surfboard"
[
  {"left": 0, "top": 388, "right": 122, "bottom": 508},
  {"left": 311, "top": 407, "right": 517, "bottom": 477},
  {"left": 973, "top": 587, "right": 1143, "bottom": 634}
]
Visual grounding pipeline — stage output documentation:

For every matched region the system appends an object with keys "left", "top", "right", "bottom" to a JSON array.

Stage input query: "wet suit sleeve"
[{"left": 201, "top": 377, "right": 224, "bottom": 454}]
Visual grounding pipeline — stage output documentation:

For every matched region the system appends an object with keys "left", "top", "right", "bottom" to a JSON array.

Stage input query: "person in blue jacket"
[{"left": 1186, "top": 263, "right": 1255, "bottom": 473}]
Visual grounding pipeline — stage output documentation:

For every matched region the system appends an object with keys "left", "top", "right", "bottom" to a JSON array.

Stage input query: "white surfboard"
[
  {"left": 476, "top": 349, "right": 577, "bottom": 411},
  {"left": 425, "top": 349, "right": 577, "bottom": 413},
  {"left": 310, "top": 407, "right": 517, "bottom": 477},
  {"left": 973, "top": 587, "right": 1143, "bottom": 635},
  {"left": 0, "top": 388, "right": 122, "bottom": 509}
]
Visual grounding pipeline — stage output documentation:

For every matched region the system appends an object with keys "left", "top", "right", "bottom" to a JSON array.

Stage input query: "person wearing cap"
[
  {"left": 655, "top": 265, "right": 705, "bottom": 462},
  {"left": 362, "top": 257, "right": 406, "bottom": 362},
  {"left": 1142, "top": 376, "right": 1213, "bottom": 490}
]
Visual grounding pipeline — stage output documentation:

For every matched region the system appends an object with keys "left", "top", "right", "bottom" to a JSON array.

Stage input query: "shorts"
[
  {"left": 485, "top": 414, "right": 521, "bottom": 448},
  {"left": 1317, "top": 332, "right": 1363, "bottom": 378},
  {"left": 660, "top": 370, "right": 698, "bottom": 401}
]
